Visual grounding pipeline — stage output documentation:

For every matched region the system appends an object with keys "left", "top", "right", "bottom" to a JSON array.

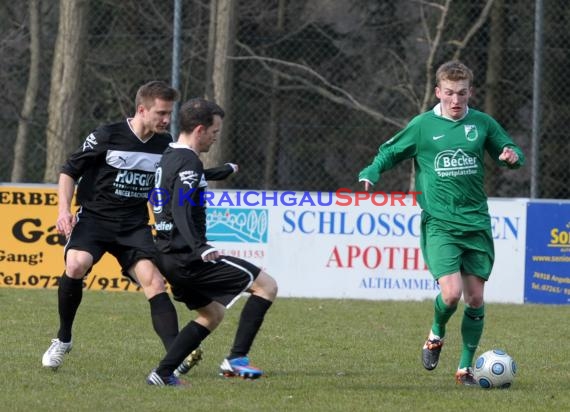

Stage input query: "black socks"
[
  {"left": 229, "top": 295, "right": 273, "bottom": 359},
  {"left": 149, "top": 292, "right": 179, "bottom": 351},
  {"left": 57, "top": 274, "right": 84, "bottom": 343}
]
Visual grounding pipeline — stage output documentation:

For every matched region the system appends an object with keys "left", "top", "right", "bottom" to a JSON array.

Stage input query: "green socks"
[
  {"left": 429, "top": 294, "right": 485, "bottom": 370},
  {"left": 459, "top": 305, "right": 485, "bottom": 369},
  {"left": 431, "top": 293, "right": 458, "bottom": 338}
]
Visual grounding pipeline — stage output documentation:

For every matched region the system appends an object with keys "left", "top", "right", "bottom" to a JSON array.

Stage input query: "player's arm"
[
  {"left": 204, "top": 163, "right": 238, "bottom": 180},
  {"left": 358, "top": 119, "right": 419, "bottom": 190},
  {"left": 56, "top": 129, "right": 107, "bottom": 236},
  {"left": 61, "top": 129, "right": 108, "bottom": 179},
  {"left": 484, "top": 118, "right": 525, "bottom": 169},
  {"left": 56, "top": 173, "right": 77, "bottom": 238},
  {"left": 171, "top": 160, "right": 219, "bottom": 262}
]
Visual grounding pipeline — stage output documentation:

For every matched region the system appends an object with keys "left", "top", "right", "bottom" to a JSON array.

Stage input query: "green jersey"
[{"left": 359, "top": 104, "right": 525, "bottom": 230}]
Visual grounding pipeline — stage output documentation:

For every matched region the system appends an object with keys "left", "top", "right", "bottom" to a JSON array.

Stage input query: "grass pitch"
[{"left": 1, "top": 288, "right": 568, "bottom": 411}]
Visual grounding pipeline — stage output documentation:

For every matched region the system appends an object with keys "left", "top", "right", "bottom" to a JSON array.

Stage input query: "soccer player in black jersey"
[
  {"left": 42, "top": 81, "right": 182, "bottom": 369},
  {"left": 146, "top": 98, "right": 278, "bottom": 386}
]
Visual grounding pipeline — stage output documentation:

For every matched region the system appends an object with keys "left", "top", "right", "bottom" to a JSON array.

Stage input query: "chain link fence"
[{"left": 1, "top": 0, "right": 568, "bottom": 198}]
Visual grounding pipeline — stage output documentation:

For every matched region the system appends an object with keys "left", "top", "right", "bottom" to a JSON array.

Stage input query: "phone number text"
[{"left": 0, "top": 272, "right": 142, "bottom": 292}]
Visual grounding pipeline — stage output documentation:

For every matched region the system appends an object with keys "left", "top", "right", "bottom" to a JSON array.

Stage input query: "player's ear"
[
  {"left": 435, "top": 86, "right": 441, "bottom": 99},
  {"left": 194, "top": 124, "right": 205, "bottom": 135}
]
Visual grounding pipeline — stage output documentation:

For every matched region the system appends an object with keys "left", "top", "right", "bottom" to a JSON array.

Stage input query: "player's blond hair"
[{"left": 436, "top": 61, "right": 473, "bottom": 86}]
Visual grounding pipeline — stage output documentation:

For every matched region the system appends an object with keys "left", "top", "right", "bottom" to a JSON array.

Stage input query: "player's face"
[
  {"left": 435, "top": 79, "right": 472, "bottom": 120},
  {"left": 142, "top": 98, "right": 175, "bottom": 134},
  {"left": 198, "top": 115, "right": 223, "bottom": 152}
]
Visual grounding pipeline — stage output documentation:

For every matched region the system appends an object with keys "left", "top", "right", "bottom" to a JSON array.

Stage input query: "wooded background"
[{"left": 1, "top": 0, "right": 568, "bottom": 198}]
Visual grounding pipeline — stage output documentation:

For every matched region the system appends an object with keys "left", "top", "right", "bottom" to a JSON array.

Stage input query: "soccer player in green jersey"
[{"left": 358, "top": 61, "right": 524, "bottom": 385}]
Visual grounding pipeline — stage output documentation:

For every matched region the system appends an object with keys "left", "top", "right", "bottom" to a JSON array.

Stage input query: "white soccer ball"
[{"left": 473, "top": 349, "right": 517, "bottom": 389}]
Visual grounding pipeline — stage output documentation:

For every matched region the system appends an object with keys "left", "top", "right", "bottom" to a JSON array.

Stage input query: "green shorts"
[{"left": 420, "top": 214, "right": 494, "bottom": 280}]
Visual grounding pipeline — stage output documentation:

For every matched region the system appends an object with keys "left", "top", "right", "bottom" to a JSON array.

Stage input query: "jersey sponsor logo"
[
  {"left": 154, "top": 221, "right": 174, "bottom": 231},
  {"left": 179, "top": 170, "right": 200, "bottom": 188},
  {"left": 432, "top": 134, "right": 445, "bottom": 140},
  {"left": 82, "top": 133, "right": 98, "bottom": 151},
  {"left": 113, "top": 170, "right": 155, "bottom": 198},
  {"left": 464, "top": 124, "right": 478, "bottom": 141},
  {"left": 434, "top": 149, "right": 478, "bottom": 177},
  {"left": 113, "top": 189, "right": 149, "bottom": 198},
  {"left": 106, "top": 150, "right": 162, "bottom": 172}
]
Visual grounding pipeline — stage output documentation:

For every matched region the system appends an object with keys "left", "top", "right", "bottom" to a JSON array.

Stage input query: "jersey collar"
[
  {"left": 170, "top": 142, "right": 199, "bottom": 156},
  {"left": 126, "top": 117, "right": 155, "bottom": 142},
  {"left": 433, "top": 103, "right": 469, "bottom": 122}
]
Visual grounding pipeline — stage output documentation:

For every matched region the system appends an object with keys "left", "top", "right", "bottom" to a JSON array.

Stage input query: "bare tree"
[
  {"left": 231, "top": 0, "right": 495, "bottom": 191},
  {"left": 451, "top": 0, "right": 495, "bottom": 62},
  {"left": 202, "top": 0, "right": 238, "bottom": 188},
  {"left": 11, "top": 0, "right": 41, "bottom": 182},
  {"left": 43, "top": 0, "right": 88, "bottom": 183}
]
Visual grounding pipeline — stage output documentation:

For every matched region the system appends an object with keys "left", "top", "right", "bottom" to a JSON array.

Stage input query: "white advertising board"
[{"left": 206, "top": 191, "right": 527, "bottom": 304}]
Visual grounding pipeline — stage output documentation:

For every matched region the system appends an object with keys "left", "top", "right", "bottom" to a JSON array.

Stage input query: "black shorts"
[
  {"left": 157, "top": 254, "right": 261, "bottom": 310},
  {"left": 65, "top": 213, "right": 158, "bottom": 278}
]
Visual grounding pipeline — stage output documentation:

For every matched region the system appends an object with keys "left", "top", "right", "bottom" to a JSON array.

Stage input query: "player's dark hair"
[
  {"left": 135, "top": 80, "right": 180, "bottom": 109},
  {"left": 436, "top": 61, "right": 473, "bottom": 86},
  {"left": 179, "top": 98, "right": 225, "bottom": 133}
]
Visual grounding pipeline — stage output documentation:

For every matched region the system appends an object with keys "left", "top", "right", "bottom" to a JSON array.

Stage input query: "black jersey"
[
  {"left": 153, "top": 143, "right": 222, "bottom": 261},
  {"left": 61, "top": 119, "right": 172, "bottom": 225}
]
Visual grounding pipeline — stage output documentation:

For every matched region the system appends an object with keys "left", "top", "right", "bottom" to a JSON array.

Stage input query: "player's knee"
[
  {"left": 65, "top": 258, "right": 91, "bottom": 278},
  {"left": 140, "top": 273, "right": 166, "bottom": 296},
  {"left": 150, "top": 275, "right": 167, "bottom": 293},
  {"left": 442, "top": 291, "right": 461, "bottom": 307},
  {"left": 466, "top": 296, "right": 484, "bottom": 308},
  {"left": 266, "top": 277, "right": 278, "bottom": 300},
  {"left": 132, "top": 261, "right": 166, "bottom": 291},
  {"left": 255, "top": 271, "right": 278, "bottom": 300}
]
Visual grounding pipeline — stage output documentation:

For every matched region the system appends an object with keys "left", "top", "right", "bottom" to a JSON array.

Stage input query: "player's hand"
[
  {"left": 56, "top": 210, "right": 76, "bottom": 238},
  {"left": 202, "top": 250, "right": 220, "bottom": 262},
  {"left": 362, "top": 180, "right": 371, "bottom": 191},
  {"left": 499, "top": 147, "right": 519, "bottom": 165}
]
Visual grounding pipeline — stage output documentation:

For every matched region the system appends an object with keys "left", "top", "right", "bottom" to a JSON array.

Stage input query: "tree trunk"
[
  {"left": 202, "top": 0, "right": 237, "bottom": 188},
  {"left": 205, "top": 0, "right": 218, "bottom": 102},
  {"left": 11, "top": 0, "right": 41, "bottom": 182},
  {"left": 263, "top": 0, "right": 286, "bottom": 189},
  {"left": 43, "top": 0, "right": 88, "bottom": 183},
  {"left": 484, "top": 0, "right": 503, "bottom": 118},
  {"left": 484, "top": 0, "right": 504, "bottom": 195}
]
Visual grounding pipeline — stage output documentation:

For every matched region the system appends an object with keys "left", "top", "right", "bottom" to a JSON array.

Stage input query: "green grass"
[{"left": 1, "top": 288, "right": 569, "bottom": 412}]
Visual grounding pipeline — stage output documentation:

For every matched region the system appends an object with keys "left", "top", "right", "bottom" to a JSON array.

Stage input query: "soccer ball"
[{"left": 473, "top": 349, "right": 517, "bottom": 389}]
